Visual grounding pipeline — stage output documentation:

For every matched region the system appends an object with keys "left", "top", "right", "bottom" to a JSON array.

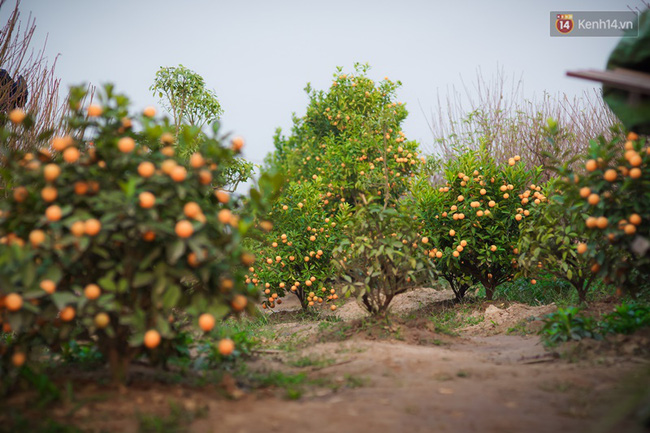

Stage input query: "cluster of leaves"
[
  {"left": 600, "top": 301, "right": 650, "bottom": 335},
  {"left": 409, "top": 144, "right": 543, "bottom": 300},
  {"left": 539, "top": 307, "right": 602, "bottom": 346},
  {"left": 540, "top": 302, "right": 650, "bottom": 346},
  {"left": 0, "top": 84, "right": 276, "bottom": 384},
  {"left": 333, "top": 201, "right": 435, "bottom": 316}
]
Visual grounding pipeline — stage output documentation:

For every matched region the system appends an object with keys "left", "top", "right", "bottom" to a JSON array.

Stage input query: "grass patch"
[
  {"left": 137, "top": 400, "right": 207, "bottom": 433},
  {"left": 0, "top": 410, "right": 84, "bottom": 433},
  {"left": 506, "top": 320, "right": 531, "bottom": 336},
  {"left": 249, "top": 371, "right": 308, "bottom": 400},
  {"left": 342, "top": 374, "right": 368, "bottom": 388},
  {"left": 428, "top": 307, "right": 484, "bottom": 336},
  {"left": 288, "top": 355, "right": 336, "bottom": 369},
  {"left": 481, "top": 274, "right": 612, "bottom": 307}
]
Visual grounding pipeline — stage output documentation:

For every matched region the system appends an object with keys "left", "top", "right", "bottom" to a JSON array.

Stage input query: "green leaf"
[
  {"left": 50, "top": 292, "right": 78, "bottom": 310},
  {"left": 133, "top": 272, "right": 154, "bottom": 288},
  {"left": 162, "top": 284, "right": 181, "bottom": 309},
  {"left": 98, "top": 275, "right": 116, "bottom": 292},
  {"left": 166, "top": 240, "right": 185, "bottom": 265}
]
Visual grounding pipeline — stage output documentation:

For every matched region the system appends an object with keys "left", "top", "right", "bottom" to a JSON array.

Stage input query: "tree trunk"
[
  {"left": 108, "top": 346, "right": 131, "bottom": 385},
  {"left": 574, "top": 279, "right": 587, "bottom": 304},
  {"left": 484, "top": 284, "right": 495, "bottom": 301}
]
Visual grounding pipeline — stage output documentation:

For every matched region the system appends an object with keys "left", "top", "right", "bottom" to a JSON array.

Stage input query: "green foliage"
[
  {"left": 409, "top": 144, "right": 543, "bottom": 300},
  {"left": 251, "top": 180, "right": 351, "bottom": 310},
  {"left": 601, "top": 302, "right": 650, "bottom": 335},
  {"left": 250, "top": 370, "right": 307, "bottom": 400},
  {"left": 333, "top": 202, "right": 435, "bottom": 316},
  {"left": 267, "top": 63, "right": 424, "bottom": 204},
  {"left": 150, "top": 64, "right": 223, "bottom": 157},
  {"left": 428, "top": 307, "right": 484, "bottom": 336},
  {"left": 517, "top": 177, "right": 609, "bottom": 303},
  {"left": 255, "top": 64, "right": 426, "bottom": 312},
  {"left": 539, "top": 307, "right": 602, "bottom": 347},
  {"left": 548, "top": 128, "right": 650, "bottom": 295},
  {"left": 60, "top": 339, "right": 104, "bottom": 365},
  {"left": 541, "top": 302, "right": 650, "bottom": 347},
  {"left": 0, "top": 84, "right": 272, "bottom": 384},
  {"left": 488, "top": 273, "right": 608, "bottom": 306},
  {"left": 199, "top": 321, "right": 258, "bottom": 368}
]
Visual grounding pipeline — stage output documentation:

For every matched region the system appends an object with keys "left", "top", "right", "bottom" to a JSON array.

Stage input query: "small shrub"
[
  {"left": 601, "top": 302, "right": 650, "bottom": 335},
  {"left": 333, "top": 202, "right": 435, "bottom": 316},
  {"left": 250, "top": 180, "right": 350, "bottom": 311},
  {"left": 539, "top": 307, "right": 602, "bottom": 347}
]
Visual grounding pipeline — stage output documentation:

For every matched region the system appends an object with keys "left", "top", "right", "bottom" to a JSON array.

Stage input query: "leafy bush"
[
  {"left": 0, "top": 84, "right": 274, "bottom": 384},
  {"left": 409, "top": 144, "right": 542, "bottom": 300},
  {"left": 255, "top": 64, "right": 426, "bottom": 310},
  {"left": 249, "top": 180, "right": 350, "bottom": 311},
  {"left": 333, "top": 202, "right": 435, "bottom": 316},
  {"left": 601, "top": 302, "right": 650, "bottom": 335},
  {"left": 540, "top": 302, "right": 650, "bottom": 347},
  {"left": 550, "top": 130, "right": 649, "bottom": 294},
  {"left": 267, "top": 62, "right": 424, "bottom": 204},
  {"left": 60, "top": 339, "right": 104, "bottom": 365},
  {"left": 518, "top": 176, "right": 614, "bottom": 303},
  {"left": 488, "top": 273, "right": 576, "bottom": 306},
  {"left": 539, "top": 307, "right": 602, "bottom": 346}
]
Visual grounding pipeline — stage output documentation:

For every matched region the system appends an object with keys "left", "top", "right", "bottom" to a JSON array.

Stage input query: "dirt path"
[
  {"left": 186, "top": 335, "right": 641, "bottom": 433},
  {"left": 4, "top": 291, "right": 648, "bottom": 433}
]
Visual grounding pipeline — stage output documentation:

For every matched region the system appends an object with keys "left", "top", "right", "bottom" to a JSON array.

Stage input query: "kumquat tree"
[
  {"left": 409, "top": 144, "right": 544, "bottom": 300},
  {"left": 517, "top": 121, "right": 620, "bottom": 303},
  {"left": 543, "top": 130, "right": 650, "bottom": 296},
  {"left": 253, "top": 63, "right": 427, "bottom": 312},
  {"left": 333, "top": 196, "right": 435, "bottom": 316},
  {"left": 268, "top": 63, "right": 425, "bottom": 205},
  {"left": 0, "top": 84, "right": 274, "bottom": 385},
  {"left": 247, "top": 179, "right": 351, "bottom": 311}
]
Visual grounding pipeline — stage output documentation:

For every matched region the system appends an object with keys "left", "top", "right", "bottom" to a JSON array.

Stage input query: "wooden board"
[{"left": 566, "top": 68, "right": 650, "bottom": 95}]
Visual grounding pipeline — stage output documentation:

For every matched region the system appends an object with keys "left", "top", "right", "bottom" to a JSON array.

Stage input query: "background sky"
[{"left": 4, "top": 0, "right": 644, "bottom": 167}]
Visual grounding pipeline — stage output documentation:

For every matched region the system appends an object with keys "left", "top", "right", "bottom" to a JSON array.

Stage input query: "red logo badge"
[{"left": 556, "top": 14, "right": 574, "bottom": 34}]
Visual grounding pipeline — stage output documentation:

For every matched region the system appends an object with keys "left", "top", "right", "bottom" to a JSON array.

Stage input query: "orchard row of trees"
[
  {"left": 251, "top": 62, "right": 648, "bottom": 318},
  {"left": 0, "top": 60, "right": 647, "bottom": 386}
]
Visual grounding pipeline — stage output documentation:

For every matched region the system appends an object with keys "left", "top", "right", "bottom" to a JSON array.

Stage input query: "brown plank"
[{"left": 566, "top": 68, "right": 650, "bottom": 95}]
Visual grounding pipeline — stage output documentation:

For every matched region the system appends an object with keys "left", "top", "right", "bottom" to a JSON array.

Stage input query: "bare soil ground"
[{"left": 3, "top": 289, "right": 649, "bottom": 433}]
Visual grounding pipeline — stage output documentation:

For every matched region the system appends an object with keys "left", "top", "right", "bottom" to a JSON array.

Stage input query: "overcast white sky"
[{"left": 6, "top": 0, "right": 643, "bottom": 165}]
